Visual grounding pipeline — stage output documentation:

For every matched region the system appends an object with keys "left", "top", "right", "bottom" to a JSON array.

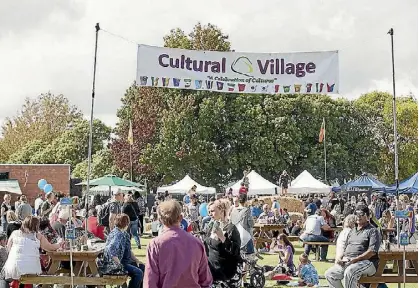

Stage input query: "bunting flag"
[
  {"left": 319, "top": 118, "right": 325, "bottom": 143},
  {"left": 128, "top": 120, "right": 133, "bottom": 145}
]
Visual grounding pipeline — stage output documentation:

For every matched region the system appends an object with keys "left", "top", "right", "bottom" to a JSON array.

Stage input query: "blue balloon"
[
  {"left": 38, "top": 179, "right": 47, "bottom": 190},
  {"left": 43, "top": 184, "right": 53, "bottom": 193},
  {"left": 199, "top": 203, "right": 208, "bottom": 217}
]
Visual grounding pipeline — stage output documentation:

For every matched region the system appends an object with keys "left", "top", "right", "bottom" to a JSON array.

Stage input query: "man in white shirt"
[{"left": 299, "top": 210, "right": 331, "bottom": 261}]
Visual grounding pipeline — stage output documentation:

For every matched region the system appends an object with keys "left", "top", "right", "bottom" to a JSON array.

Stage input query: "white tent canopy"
[
  {"left": 288, "top": 170, "right": 331, "bottom": 194},
  {"left": 157, "top": 175, "right": 216, "bottom": 194},
  {"left": 227, "top": 170, "right": 278, "bottom": 196}
]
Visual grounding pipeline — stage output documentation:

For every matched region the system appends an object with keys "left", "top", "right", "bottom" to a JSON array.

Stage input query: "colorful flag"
[
  {"left": 128, "top": 120, "right": 133, "bottom": 145},
  {"left": 319, "top": 118, "right": 325, "bottom": 143}
]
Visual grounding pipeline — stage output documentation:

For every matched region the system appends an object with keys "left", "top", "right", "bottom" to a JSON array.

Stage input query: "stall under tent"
[
  {"left": 227, "top": 170, "right": 278, "bottom": 196},
  {"left": 157, "top": 175, "right": 216, "bottom": 195},
  {"left": 287, "top": 170, "right": 331, "bottom": 194}
]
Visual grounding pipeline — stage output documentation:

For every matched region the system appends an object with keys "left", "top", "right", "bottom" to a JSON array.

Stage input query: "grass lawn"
[{"left": 132, "top": 236, "right": 416, "bottom": 287}]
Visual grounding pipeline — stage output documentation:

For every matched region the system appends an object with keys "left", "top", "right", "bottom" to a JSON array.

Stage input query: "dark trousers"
[
  {"left": 122, "top": 261, "right": 145, "bottom": 288},
  {"left": 138, "top": 214, "right": 144, "bottom": 234}
]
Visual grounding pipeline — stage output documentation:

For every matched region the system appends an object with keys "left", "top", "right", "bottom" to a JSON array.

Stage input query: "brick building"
[{"left": 0, "top": 164, "right": 70, "bottom": 206}]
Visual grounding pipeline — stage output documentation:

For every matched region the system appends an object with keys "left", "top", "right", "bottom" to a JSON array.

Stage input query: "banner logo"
[{"left": 231, "top": 56, "right": 254, "bottom": 78}]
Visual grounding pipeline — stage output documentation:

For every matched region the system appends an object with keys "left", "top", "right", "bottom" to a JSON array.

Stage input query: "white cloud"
[{"left": 0, "top": 0, "right": 417, "bottom": 128}]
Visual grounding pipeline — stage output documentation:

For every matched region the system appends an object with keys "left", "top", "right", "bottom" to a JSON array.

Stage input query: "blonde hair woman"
[
  {"left": 205, "top": 199, "right": 242, "bottom": 287},
  {"left": 6, "top": 211, "right": 20, "bottom": 238},
  {"left": 335, "top": 214, "right": 357, "bottom": 262}
]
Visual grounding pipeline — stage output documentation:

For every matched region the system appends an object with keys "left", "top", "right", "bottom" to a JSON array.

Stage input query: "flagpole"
[
  {"left": 128, "top": 118, "right": 134, "bottom": 182},
  {"left": 323, "top": 118, "right": 327, "bottom": 182},
  {"left": 129, "top": 142, "right": 133, "bottom": 182}
]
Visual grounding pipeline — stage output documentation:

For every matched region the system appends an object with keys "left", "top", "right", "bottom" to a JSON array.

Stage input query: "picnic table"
[
  {"left": 253, "top": 223, "right": 286, "bottom": 249},
  {"left": 359, "top": 245, "right": 418, "bottom": 288},
  {"left": 20, "top": 243, "right": 127, "bottom": 288}
]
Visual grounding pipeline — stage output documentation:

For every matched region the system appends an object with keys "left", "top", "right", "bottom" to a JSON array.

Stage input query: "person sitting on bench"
[
  {"left": 325, "top": 205, "right": 380, "bottom": 288},
  {"left": 299, "top": 209, "right": 331, "bottom": 261}
]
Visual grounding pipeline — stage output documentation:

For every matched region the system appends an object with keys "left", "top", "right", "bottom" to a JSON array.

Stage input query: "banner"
[{"left": 136, "top": 45, "right": 339, "bottom": 94}]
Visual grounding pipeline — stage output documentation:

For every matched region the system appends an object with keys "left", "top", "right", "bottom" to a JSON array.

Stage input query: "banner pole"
[
  {"left": 86, "top": 22, "right": 100, "bottom": 231},
  {"left": 84, "top": 22, "right": 100, "bottom": 278},
  {"left": 388, "top": 28, "right": 400, "bottom": 241},
  {"left": 388, "top": 27, "right": 401, "bottom": 288}
]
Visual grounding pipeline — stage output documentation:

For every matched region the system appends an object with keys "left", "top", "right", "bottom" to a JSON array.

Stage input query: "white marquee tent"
[
  {"left": 227, "top": 170, "right": 278, "bottom": 196},
  {"left": 288, "top": 170, "right": 331, "bottom": 194},
  {"left": 157, "top": 175, "right": 216, "bottom": 194}
]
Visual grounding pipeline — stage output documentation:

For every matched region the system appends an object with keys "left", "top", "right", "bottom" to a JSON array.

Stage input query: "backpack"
[{"left": 98, "top": 202, "right": 111, "bottom": 227}]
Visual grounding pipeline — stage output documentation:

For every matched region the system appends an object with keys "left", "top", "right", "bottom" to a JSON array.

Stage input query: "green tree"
[
  {"left": 30, "top": 119, "right": 111, "bottom": 168},
  {"left": 72, "top": 148, "right": 119, "bottom": 180},
  {"left": 355, "top": 91, "right": 418, "bottom": 183},
  {"left": 0, "top": 93, "right": 82, "bottom": 161},
  {"left": 164, "top": 23, "right": 231, "bottom": 51},
  {"left": 8, "top": 140, "right": 48, "bottom": 163}
]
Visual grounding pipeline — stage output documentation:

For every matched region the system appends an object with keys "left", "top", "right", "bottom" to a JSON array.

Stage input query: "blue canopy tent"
[
  {"left": 385, "top": 173, "right": 418, "bottom": 194},
  {"left": 333, "top": 173, "right": 387, "bottom": 193}
]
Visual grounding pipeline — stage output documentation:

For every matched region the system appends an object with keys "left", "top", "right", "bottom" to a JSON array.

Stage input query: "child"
[
  {"left": 277, "top": 234, "right": 295, "bottom": 275},
  {"left": 297, "top": 253, "right": 319, "bottom": 287},
  {"left": 151, "top": 212, "right": 160, "bottom": 237}
]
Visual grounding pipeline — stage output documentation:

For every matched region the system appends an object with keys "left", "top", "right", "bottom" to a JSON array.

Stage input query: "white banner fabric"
[{"left": 136, "top": 45, "right": 339, "bottom": 94}]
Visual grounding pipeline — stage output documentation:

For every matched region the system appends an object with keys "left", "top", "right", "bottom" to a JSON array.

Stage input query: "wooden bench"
[
  {"left": 287, "top": 235, "right": 300, "bottom": 242},
  {"left": 20, "top": 274, "right": 128, "bottom": 286},
  {"left": 255, "top": 236, "right": 301, "bottom": 250},
  {"left": 302, "top": 241, "right": 336, "bottom": 261},
  {"left": 358, "top": 250, "right": 418, "bottom": 288},
  {"left": 359, "top": 274, "right": 417, "bottom": 284}
]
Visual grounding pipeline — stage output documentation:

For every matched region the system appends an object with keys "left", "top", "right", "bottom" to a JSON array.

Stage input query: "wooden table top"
[
  {"left": 47, "top": 243, "right": 105, "bottom": 258},
  {"left": 47, "top": 249, "right": 103, "bottom": 257},
  {"left": 380, "top": 244, "right": 418, "bottom": 253}
]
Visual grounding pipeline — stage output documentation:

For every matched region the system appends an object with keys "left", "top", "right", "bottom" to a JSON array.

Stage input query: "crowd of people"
[{"left": 0, "top": 182, "right": 415, "bottom": 288}]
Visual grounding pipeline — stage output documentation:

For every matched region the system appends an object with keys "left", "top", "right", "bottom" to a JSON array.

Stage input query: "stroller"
[
  {"left": 195, "top": 231, "right": 266, "bottom": 288},
  {"left": 240, "top": 252, "right": 266, "bottom": 288}
]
